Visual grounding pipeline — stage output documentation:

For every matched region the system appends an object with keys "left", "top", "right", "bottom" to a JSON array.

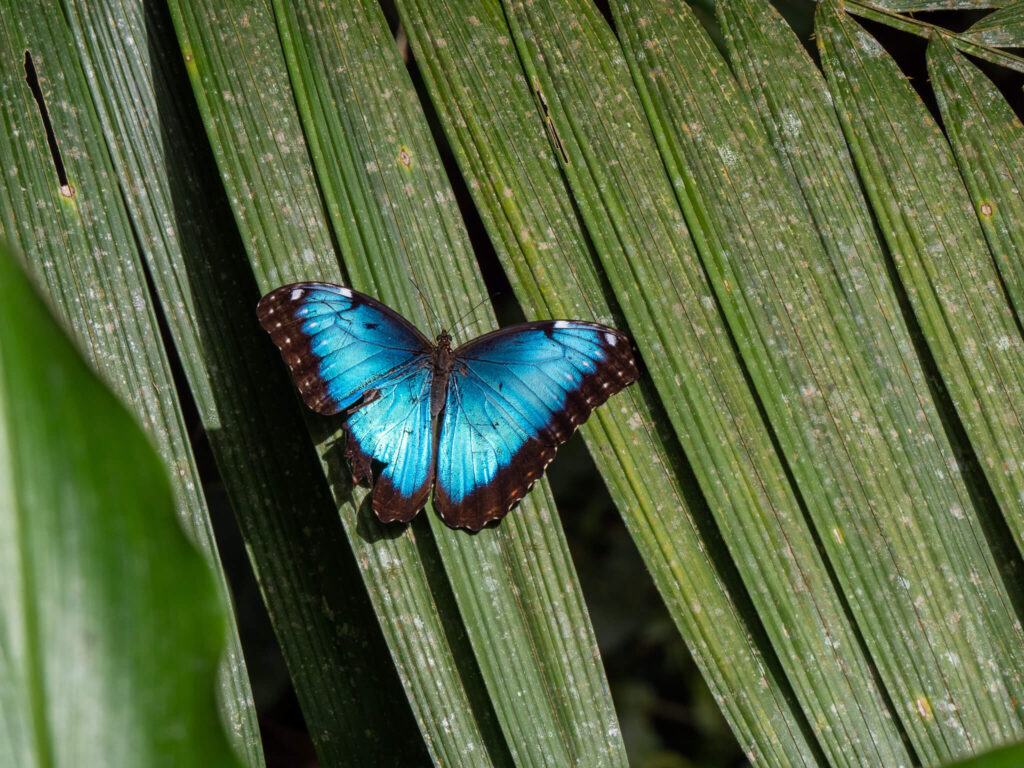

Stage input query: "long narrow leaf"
[
  {"left": 56, "top": 1, "right": 421, "bottom": 763},
  {"left": 859, "top": 0, "right": 1007, "bottom": 12},
  {"left": 928, "top": 37, "right": 1024, "bottom": 335},
  {"left": 494, "top": 0, "right": 857, "bottom": 763},
  {"left": 0, "top": 241, "right": 242, "bottom": 768},
  {"left": 962, "top": 3, "right": 1024, "bottom": 46},
  {"left": 399, "top": 0, "right": 902, "bottom": 765},
  {"left": 724, "top": 0, "right": 1024, "bottom": 760},
  {"left": 274, "top": 0, "right": 628, "bottom": 763},
  {"left": 628, "top": 0, "right": 1024, "bottom": 765},
  {"left": 611, "top": 0, "right": 983, "bottom": 763},
  {"left": 0, "top": 6, "right": 261, "bottom": 763},
  {"left": 166, "top": 0, "right": 558, "bottom": 763},
  {"left": 816, "top": 0, "right": 1024, "bottom": 754}
]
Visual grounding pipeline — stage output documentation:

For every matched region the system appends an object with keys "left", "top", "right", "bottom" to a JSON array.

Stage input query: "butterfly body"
[
  {"left": 258, "top": 283, "right": 638, "bottom": 530},
  {"left": 428, "top": 331, "right": 457, "bottom": 418}
]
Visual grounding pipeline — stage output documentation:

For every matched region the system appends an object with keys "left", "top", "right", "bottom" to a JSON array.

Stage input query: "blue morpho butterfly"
[{"left": 258, "top": 283, "right": 639, "bottom": 530}]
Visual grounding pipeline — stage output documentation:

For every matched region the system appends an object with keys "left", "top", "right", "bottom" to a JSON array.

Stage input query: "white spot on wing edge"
[
  {"left": 553, "top": 320, "right": 571, "bottom": 329},
  {"left": 605, "top": 332, "right": 617, "bottom": 345},
  {"left": 290, "top": 288, "right": 304, "bottom": 300}
]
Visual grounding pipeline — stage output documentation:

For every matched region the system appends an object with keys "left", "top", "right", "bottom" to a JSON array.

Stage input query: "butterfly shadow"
[{"left": 321, "top": 437, "right": 410, "bottom": 543}]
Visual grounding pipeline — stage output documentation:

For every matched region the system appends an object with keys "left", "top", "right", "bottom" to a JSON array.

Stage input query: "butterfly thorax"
[{"left": 432, "top": 330, "right": 457, "bottom": 373}]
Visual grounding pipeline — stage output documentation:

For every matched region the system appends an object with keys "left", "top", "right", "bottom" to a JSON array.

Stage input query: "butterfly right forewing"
[{"left": 433, "top": 321, "right": 638, "bottom": 530}]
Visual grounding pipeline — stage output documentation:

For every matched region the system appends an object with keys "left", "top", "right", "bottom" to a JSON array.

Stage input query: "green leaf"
[
  {"left": 58, "top": 0, "right": 422, "bottom": 763},
  {"left": 0, "top": 241, "right": 242, "bottom": 768},
  {"left": 940, "top": 741, "right": 1024, "bottom": 768},
  {"left": 927, "top": 35, "right": 1024, "bottom": 548},
  {"left": 857, "top": 0, "right": 1008, "bottom": 11},
  {"left": 169, "top": 0, "right": 630, "bottom": 761},
  {"left": 274, "top": 0, "right": 627, "bottom": 763},
  {"left": 928, "top": 36, "right": 1024, "bottom": 334},
  {"left": 492, "top": 0, "right": 840, "bottom": 763},
  {"left": 613, "top": 0, "right": 964, "bottom": 763},
  {"left": 963, "top": 3, "right": 1024, "bottom": 46},
  {"left": 392, "top": 0, "right": 818, "bottom": 762},
  {"left": 839, "top": 1, "right": 1024, "bottom": 75},
  {"left": 723, "top": 0, "right": 1024, "bottom": 761},
  {"left": 816, "top": 0, "right": 1024, "bottom": 756},
  {"left": 0, "top": 5, "right": 262, "bottom": 764},
  {"left": 818, "top": 0, "right": 1024, "bottom": 545}
]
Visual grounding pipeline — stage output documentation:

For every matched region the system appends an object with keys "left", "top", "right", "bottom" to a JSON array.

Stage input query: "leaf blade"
[
  {"left": 492, "top": 0, "right": 841, "bottom": 763},
  {"left": 928, "top": 36, "right": 1024, "bottom": 342},
  {"left": 816, "top": 0, "right": 1024, "bottom": 755},
  {"left": 273, "top": 0, "right": 629, "bottom": 762},
  {"left": 0, "top": 240, "right": 243, "bottom": 768},
  {"left": 0, "top": 6, "right": 262, "bottom": 763},
  {"left": 962, "top": 3, "right": 1024, "bottom": 46},
  {"left": 55, "top": 1, "right": 429, "bottom": 764},
  {"left": 611, "top": 0, "right": 951, "bottom": 763}
]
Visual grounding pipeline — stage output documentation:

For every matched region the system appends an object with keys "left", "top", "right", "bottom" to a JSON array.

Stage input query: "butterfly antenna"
[
  {"left": 450, "top": 292, "right": 497, "bottom": 340},
  {"left": 408, "top": 276, "right": 446, "bottom": 334}
]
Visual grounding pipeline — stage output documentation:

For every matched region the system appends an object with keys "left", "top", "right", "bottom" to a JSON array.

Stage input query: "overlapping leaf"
[
  {"left": 0, "top": 242, "right": 243, "bottom": 768},
  {"left": 962, "top": 3, "right": 1024, "bottom": 46},
  {"left": 170, "top": 0, "right": 631, "bottom": 763},
  {"left": 7, "top": 0, "right": 1024, "bottom": 764},
  {"left": 274, "top": 0, "right": 627, "bottom": 763},
  {"left": 166, "top": 0, "right": 503, "bottom": 762},
  {"left": 0, "top": 5, "right": 262, "bottom": 763},
  {"left": 53, "top": 0, "right": 427, "bottom": 763},
  {"left": 818, "top": 0, "right": 1024, "bottom": 542},
  {"left": 400, "top": 0, "right": 940, "bottom": 764},
  {"left": 815, "top": 0, "right": 1024, "bottom": 756},
  {"left": 929, "top": 36, "right": 1024, "bottom": 338}
]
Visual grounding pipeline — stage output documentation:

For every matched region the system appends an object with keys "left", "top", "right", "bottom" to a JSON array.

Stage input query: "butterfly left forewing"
[
  {"left": 434, "top": 321, "right": 638, "bottom": 530},
  {"left": 257, "top": 282, "right": 431, "bottom": 415},
  {"left": 258, "top": 282, "right": 436, "bottom": 522}
]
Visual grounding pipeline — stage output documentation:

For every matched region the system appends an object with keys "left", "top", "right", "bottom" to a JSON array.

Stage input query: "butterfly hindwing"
[
  {"left": 434, "top": 321, "right": 639, "bottom": 530},
  {"left": 257, "top": 283, "right": 436, "bottom": 521},
  {"left": 343, "top": 361, "right": 436, "bottom": 523}
]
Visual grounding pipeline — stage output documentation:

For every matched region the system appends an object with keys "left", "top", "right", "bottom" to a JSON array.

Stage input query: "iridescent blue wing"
[
  {"left": 257, "top": 283, "right": 436, "bottom": 522},
  {"left": 435, "top": 321, "right": 639, "bottom": 530},
  {"left": 342, "top": 361, "right": 435, "bottom": 522}
]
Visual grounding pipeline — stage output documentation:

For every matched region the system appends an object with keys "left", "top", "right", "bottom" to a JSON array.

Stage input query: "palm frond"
[{"left": 4, "top": 0, "right": 1024, "bottom": 765}]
